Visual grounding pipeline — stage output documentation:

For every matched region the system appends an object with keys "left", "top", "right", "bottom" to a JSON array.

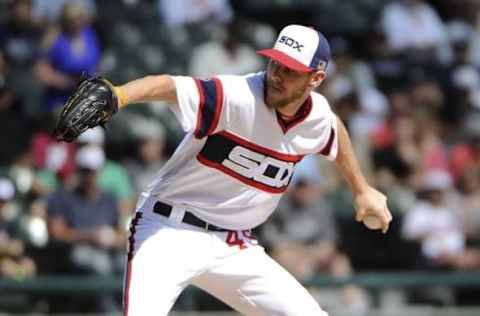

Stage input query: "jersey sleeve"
[
  {"left": 317, "top": 104, "right": 338, "bottom": 161},
  {"left": 171, "top": 76, "right": 224, "bottom": 139}
]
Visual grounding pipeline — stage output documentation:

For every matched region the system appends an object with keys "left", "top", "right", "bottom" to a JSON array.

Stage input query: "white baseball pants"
[{"left": 123, "top": 198, "right": 328, "bottom": 316}]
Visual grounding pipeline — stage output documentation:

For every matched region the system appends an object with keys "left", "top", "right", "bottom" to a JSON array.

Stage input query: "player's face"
[{"left": 265, "top": 60, "right": 314, "bottom": 109}]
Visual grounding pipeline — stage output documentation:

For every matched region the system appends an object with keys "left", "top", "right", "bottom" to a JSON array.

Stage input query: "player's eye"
[{"left": 269, "top": 60, "right": 278, "bottom": 70}]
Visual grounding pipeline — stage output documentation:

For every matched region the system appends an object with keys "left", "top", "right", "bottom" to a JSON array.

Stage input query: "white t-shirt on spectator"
[
  {"left": 190, "top": 42, "right": 263, "bottom": 78},
  {"left": 158, "top": 0, "right": 233, "bottom": 28},
  {"left": 381, "top": 1, "right": 448, "bottom": 52},
  {"left": 402, "top": 201, "right": 465, "bottom": 259}
]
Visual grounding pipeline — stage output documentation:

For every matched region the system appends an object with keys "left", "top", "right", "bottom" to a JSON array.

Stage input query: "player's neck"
[{"left": 277, "top": 93, "right": 310, "bottom": 117}]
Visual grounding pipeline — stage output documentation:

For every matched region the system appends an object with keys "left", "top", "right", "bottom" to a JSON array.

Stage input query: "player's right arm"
[{"left": 114, "top": 75, "right": 177, "bottom": 108}]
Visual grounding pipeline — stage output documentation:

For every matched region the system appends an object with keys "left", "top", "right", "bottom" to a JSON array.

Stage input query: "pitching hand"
[{"left": 353, "top": 186, "right": 392, "bottom": 234}]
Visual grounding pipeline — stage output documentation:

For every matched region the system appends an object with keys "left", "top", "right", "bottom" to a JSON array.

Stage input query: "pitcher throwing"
[{"left": 54, "top": 24, "right": 392, "bottom": 316}]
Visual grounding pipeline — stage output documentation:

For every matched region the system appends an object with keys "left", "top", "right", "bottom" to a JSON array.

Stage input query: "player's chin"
[
  {"left": 265, "top": 96, "right": 282, "bottom": 109},
  {"left": 265, "top": 92, "right": 285, "bottom": 109}
]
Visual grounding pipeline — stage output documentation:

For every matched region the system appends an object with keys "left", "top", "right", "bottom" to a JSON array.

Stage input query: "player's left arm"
[
  {"left": 334, "top": 115, "right": 393, "bottom": 233},
  {"left": 115, "top": 74, "right": 178, "bottom": 108}
]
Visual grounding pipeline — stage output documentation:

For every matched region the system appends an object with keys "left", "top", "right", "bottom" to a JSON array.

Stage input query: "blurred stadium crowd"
[{"left": 1, "top": 0, "right": 480, "bottom": 314}]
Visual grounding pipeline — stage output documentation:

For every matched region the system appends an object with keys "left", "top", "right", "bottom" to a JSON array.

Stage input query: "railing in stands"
[{"left": 1, "top": 271, "right": 480, "bottom": 294}]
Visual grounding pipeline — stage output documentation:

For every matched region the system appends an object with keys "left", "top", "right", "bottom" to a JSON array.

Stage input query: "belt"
[{"left": 153, "top": 201, "right": 229, "bottom": 232}]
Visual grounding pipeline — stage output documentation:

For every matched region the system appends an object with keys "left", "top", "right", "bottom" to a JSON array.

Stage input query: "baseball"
[{"left": 363, "top": 215, "right": 382, "bottom": 230}]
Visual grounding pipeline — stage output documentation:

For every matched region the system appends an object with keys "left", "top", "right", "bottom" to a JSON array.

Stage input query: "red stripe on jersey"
[
  {"left": 193, "top": 78, "right": 206, "bottom": 138},
  {"left": 319, "top": 127, "right": 335, "bottom": 156},
  {"left": 197, "top": 153, "right": 288, "bottom": 194},
  {"left": 276, "top": 96, "right": 313, "bottom": 134},
  {"left": 205, "top": 78, "right": 224, "bottom": 136},
  {"left": 218, "top": 130, "right": 304, "bottom": 162}
]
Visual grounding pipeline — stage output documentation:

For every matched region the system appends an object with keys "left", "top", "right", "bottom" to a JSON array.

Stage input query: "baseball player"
[{"left": 56, "top": 24, "right": 392, "bottom": 315}]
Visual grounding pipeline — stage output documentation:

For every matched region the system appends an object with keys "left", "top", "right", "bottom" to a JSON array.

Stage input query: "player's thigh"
[
  {"left": 124, "top": 213, "right": 208, "bottom": 315},
  {"left": 192, "top": 246, "right": 328, "bottom": 316}
]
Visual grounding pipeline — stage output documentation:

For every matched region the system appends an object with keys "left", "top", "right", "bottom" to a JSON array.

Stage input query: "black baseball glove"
[{"left": 53, "top": 76, "right": 119, "bottom": 142}]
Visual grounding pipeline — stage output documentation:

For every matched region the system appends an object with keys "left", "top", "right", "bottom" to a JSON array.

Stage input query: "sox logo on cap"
[{"left": 278, "top": 36, "right": 304, "bottom": 52}]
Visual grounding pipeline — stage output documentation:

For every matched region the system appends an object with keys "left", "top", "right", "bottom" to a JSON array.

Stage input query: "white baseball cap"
[
  {"left": 257, "top": 24, "right": 331, "bottom": 73},
  {"left": 0, "top": 178, "right": 15, "bottom": 201},
  {"left": 421, "top": 169, "right": 453, "bottom": 191},
  {"left": 75, "top": 145, "right": 105, "bottom": 170},
  {"left": 77, "top": 126, "right": 105, "bottom": 145}
]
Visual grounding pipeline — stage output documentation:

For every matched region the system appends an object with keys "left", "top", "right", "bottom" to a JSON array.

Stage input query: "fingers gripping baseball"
[{"left": 354, "top": 187, "right": 392, "bottom": 234}]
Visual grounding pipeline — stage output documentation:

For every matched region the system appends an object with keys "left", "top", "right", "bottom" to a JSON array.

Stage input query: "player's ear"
[{"left": 309, "top": 70, "right": 326, "bottom": 88}]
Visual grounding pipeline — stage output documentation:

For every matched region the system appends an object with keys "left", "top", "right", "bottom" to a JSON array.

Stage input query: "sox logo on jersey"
[
  {"left": 197, "top": 130, "right": 303, "bottom": 194},
  {"left": 223, "top": 146, "right": 295, "bottom": 188}
]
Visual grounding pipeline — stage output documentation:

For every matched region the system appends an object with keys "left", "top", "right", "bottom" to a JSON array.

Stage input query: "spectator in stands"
[
  {"left": 450, "top": 117, "right": 480, "bottom": 182},
  {"left": 414, "top": 116, "right": 449, "bottom": 176},
  {"left": 32, "top": 0, "right": 96, "bottom": 25},
  {"left": 0, "top": 177, "right": 36, "bottom": 280},
  {"left": 457, "top": 1, "right": 480, "bottom": 68},
  {"left": 371, "top": 113, "right": 419, "bottom": 216},
  {"left": 402, "top": 169, "right": 465, "bottom": 267},
  {"left": 76, "top": 127, "right": 135, "bottom": 220},
  {"left": 372, "top": 92, "right": 449, "bottom": 187},
  {"left": 124, "top": 117, "right": 168, "bottom": 193},
  {"left": 457, "top": 166, "right": 480, "bottom": 251},
  {"left": 325, "top": 38, "right": 388, "bottom": 175},
  {"left": 365, "top": 31, "right": 409, "bottom": 91},
  {"left": 46, "top": 145, "right": 124, "bottom": 312},
  {"left": 157, "top": 0, "right": 233, "bottom": 29},
  {"left": 33, "top": 126, "right": 135, "bottom": 218},
  {"left": 441, "top": 28, "right": 478, "bottom": 127},
  {"left": 409, "top": 70, "right": 445, "bottom": 115},
  {"left": 31, "top": 113, "right": 77, "bottom": 189},
  {"left": 319, "top": 40, "right": 356, "bottom": 104},
  {"left": 0, "top": 0, "right": 42, "bottom": 69},
  {"left": 329, "top": 37, "right": 377, "bottom": 93},
  {"left": 261, "top": 156, "right": 368, "bottom": 311},
  {"left": 0, "top": 0, "right": 44, "bottom": 116},
  {"left": 34, "top": 1, "right": 101, "bottom": 112},
  {"left": 189, "top": 19, "right": 262, "bottom": 78},
  {"left": 371, "top": 114, "right": 416, "bottom": 176},
  {"left": 3, "top": 137, "right": 53, "bottom": 209},
  {"left": 0, "top": 50, "right": 31, "bottom": 166},
  {"left": 380, "top": 0, "right": 449, "bottom": 64}
]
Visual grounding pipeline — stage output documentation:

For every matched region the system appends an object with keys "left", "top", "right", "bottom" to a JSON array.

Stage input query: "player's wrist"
[{"left": 113, "top": 86, "right": 129, "bottom": 108}]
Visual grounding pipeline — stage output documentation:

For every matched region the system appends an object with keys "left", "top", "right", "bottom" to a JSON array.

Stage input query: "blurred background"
[{"left": 1, "top": 0, "right": 480, "bottom": 315}]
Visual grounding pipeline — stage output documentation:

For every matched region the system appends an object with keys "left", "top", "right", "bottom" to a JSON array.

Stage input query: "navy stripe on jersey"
[
  {"left": 193, "top": 78, "right": 224, "bottom": 139},
  {"left": 319, "top": 127, "right": 335, "bottom": 156},
  {"left": 124, "top": 212, "right": 143, "bottom": 316},
  {"left": 197, "top": 131, "right": 303, "bottom": 194}
]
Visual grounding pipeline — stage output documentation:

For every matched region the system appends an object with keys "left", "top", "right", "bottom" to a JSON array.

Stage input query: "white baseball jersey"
[{"left": 142, "top": 71, "right": 338, "bottom": 230}]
